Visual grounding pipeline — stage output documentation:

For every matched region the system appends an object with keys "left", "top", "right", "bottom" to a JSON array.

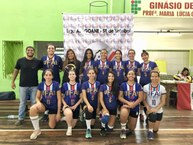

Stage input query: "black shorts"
[
  {"left": 72, "top": 109, "right": 80, "bottom": 119},
  {"left": 84, "top": 105, "right": 97, "bottom": 119},
  {"left": 42, "top": 103, "right": 57, "bottom": 114},
  {"left": 155, "top": 112, "right": 163, "bottom": 121},
  {"left": 108, "top": 109, "right": 117, "bottom": 116},
  {"left": 129, "top": 110, "right": 139, "bottom": 118}
]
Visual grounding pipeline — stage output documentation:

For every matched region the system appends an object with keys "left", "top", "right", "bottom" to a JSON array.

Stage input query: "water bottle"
[{"left": 7, "top": 115, "right": 17, "bottom": 119}]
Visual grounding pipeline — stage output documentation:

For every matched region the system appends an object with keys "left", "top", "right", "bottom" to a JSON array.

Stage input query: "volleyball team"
[{"left": 14, "top": 44, "right": 166, "bottom": 140}]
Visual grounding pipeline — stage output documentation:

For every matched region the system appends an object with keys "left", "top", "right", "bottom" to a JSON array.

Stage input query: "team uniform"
[
  {"left": 120, "top": 82, "right": 143, "bottom": 118},
  {"left": 140, "top": 61, "right": 157, "bottom": 87},
  {"left": 99, "top": 84, "right": 118, "bottom": 115},
  {"left": 95, "top": 60, "right": 111, "bottom": 84},
  {"left": 81, "top": 60, "right": 95, "bottom": 83},
  {"left": 111, "top": 60, "right": 125, "bottom": 85},
  {"left": 38, "top": 81, "right": 60, "bottom": 114},
  {"left": 61, "top": 82, "right": 82, "bottom": 119},
  {"left": 82, "top": 81, "right": 100, "bottom": 119},
  {"left": 41, "top": 54, "right": 63, "bottom": 83},
  {"left": 143, "top": 83, "right": 166, "bottom": 120},
  {"left": 125, "top": 60, "right": 140, "bottom": 76}
]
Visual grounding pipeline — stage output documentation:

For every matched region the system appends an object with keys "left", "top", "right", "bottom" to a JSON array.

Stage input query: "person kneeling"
[
  {"left": 29, "top": 69, "right": 61, "bottom": 140},
  {"left": 61, "top": 70, "right": 82, "bottom": 136},
  {"left": 143, "top": 70, "right": 166, "bottom": 140}
]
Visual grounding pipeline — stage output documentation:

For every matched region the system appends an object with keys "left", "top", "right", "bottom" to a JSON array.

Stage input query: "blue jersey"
[
  {"left": 95, "top": 60, "right": 111, "bottom": 84},
  {"left": 111, "top": 60, "right": 125, "bottom": 85},
  {"left": 61, "top": 82, "right": 81, "bottom": 109},
  {"left": 38, "top": 81, "right": 60, "bottom": 110},
  {"left": 140, "top": 61, "right": 157, "bottom": 87},
  {"left": 120, "top": 82, "right": 143, "bottom": 112},
  {"left": 99, "top": 84, "right": 117, "bottom": 110},
  {"left": 41, "top": 54, "right": 63, "bottom": 83},
  {"left": 82, "top": 81, "right": 100, "bottom": 109},
  {"left": 81, "top": 60, "right": 95, "bottom": 83},
  {"left": 125, "top": 60, "right": 140, "bottom": 75}
]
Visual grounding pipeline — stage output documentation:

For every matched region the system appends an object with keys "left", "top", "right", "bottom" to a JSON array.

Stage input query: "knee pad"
[
  {"left": 85, "top": 108, "right": 92, "bottom": 120},
  {"left": 101, "top": 115, "right": 109, "bottom": 124},
  {"left": 148, "top": 113, "right": 157, "bottom": 122}
]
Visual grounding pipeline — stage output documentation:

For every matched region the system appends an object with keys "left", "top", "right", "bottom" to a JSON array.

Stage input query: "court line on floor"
[{"left": 1, "top": 128, "right": 193, "bottom": 132}]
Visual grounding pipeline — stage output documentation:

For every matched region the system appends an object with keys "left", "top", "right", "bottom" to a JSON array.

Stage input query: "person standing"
[
  {"left": 62, "top": 49, "right": 81, "bottom": 84},
  {"left": 41, "top": 44, "right": 63, "bottom": 84},
  {"left": 11, "top": 46, "right": 42, "bottom": 126},
  {"left": 79, "top": 48, "right": 95, "bottom": 83}
]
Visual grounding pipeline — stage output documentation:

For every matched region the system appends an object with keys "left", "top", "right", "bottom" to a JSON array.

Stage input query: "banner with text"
[
  {"left": 131, "top": 0, "right": 193, "bottom": 18},
  {"left": 62, "top": 14, "right": 133, "bottom": 61}
]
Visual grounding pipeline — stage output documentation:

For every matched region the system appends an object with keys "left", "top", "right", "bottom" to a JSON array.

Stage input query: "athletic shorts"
[
  {"left": 43, "top": 103, "right": 57, "bottom": 114},
  {"left": 108, "top": 109, "right": 117, "bottom": 116},
  {"left": 129, "top": 110, "right": 139, "bottom": 118}
]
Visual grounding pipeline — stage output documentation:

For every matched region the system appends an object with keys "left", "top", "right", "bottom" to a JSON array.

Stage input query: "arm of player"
[
  {"left": 143, "top": 92, "right": 151, "bottom": 114},
  {"left": 71, "top": 93, "right": 83, "bottom": 111},
  {"left": 56, "top": 90, "right": 62, "bottom": 121},
  {"left": 131, "top": 90, "right": 144, "bottom": 109},
  {"left": 153, "top": 93, "right": 166, "bottom": 112},
  {"left": 99, "top": 91, "right": 108, "bottom": 115},
  {"left": 82, "top": 89, "right": 93, "bottom": 112}
]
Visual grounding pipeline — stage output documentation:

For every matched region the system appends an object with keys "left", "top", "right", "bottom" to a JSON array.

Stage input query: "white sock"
[
  {"left": 30, "top": 116, "right": 40, "bottom": 130},
  {"left": 44, "top": 110, "right": 49, "bottom": 115},
  {"left": 121, "top": 123, "right": 126, "bottom": 130},
  {"left": 108, "top": 125, "right": 113, "bottom": 129},
  {"left": 101, "top": 122, "right": 105, "bottom": 128},
  {"left": 68, "top": 126, "right": 72, "bottom": 130},
  {"left": 139, "top": 110, "right": 143, "bottom": 114},
  {"left": 86, "top": 119, "right": 91, "bottom": 130},
  {"left": 149, "top": 129, "right": 153, "bottom": 132}
]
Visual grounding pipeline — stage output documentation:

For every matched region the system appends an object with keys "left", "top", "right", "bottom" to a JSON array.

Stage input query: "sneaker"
[
  {"left": 120, "top": 129, "right": 126, "bottom": 139},
  {"left": 66, "top": 127, "right": 72, "bottom": 136},
  {"left": 41, "top": 114, "right": 49, "bottom": 122},
  {"left": 30, "top": 130, "right": 41, "bottom": 140},
  {"left": 100, "top": 128, "right": 106, "bottom": 136},
  {"left": 15, "top": 120, "right": 24, "bottom": 126},
  {"left": 85, "top": 129, "right": 92, "bottom": 139},
  {"left": 147, "top": 131, "right": 154, "bottom": 140},
  {"left": 140, "top": 114, "right": 144, "bottom": 122},
  {"left": 105, "top": 124, "right": 113, "bottom": 132}
]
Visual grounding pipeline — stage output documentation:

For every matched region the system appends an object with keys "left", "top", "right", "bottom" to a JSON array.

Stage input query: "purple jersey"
[
  {"left": 125, "top": 60, "right": 140, "bottom": 75},
  {"left": 99, "top": 84, "right": 117, "bottom": 110},
  {"left": 82, "top": 81, "right": 100, "bottom": 109},
  {"left": 38, "top": 81, "right": 60, "bottom": 110},
  {"left": 120, "top": 82, "right": 143, "bottom": 112},
  {"left": 140, "top": 61, "right": 157, "bottom": 87},
  {"left": 41, "top": 54, "right": 63, "bottom": 83},
  {"left": 81, "top": 60, "right": 95, "bottom": 83},
  {"left": 61, "top": 82, "right": 81, "bottom": 109},
  {"left": 95, "top": 60, "right": 111, "bottom": 84},
  {"left": 111, "top": 60, "right": 125, "bottom": 85}
]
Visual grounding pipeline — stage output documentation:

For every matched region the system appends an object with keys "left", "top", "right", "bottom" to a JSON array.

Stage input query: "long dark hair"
[
  {"left": 106, "top": 71, "right": 119, "bottom": 98},
  {"left": 80, "top": 48, "right": 94, "bottom": 74},
  {"left": 63, "top": 49, "right": 79, "bottom": 70}
]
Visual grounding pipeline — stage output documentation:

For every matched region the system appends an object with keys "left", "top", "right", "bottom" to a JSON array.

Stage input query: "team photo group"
[{"left": 11, "top": 43, "right": 166, "bottom": 141}]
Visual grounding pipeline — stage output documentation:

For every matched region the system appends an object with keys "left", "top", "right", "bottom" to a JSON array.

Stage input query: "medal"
[
  {"left": 116, "top": 61, "right": 121, "bottom": 77},
  {"left": 44, "top": 83, "right": 53, "bottom": 105},
  {"left": 101, "top": 60, "right": 106, "bottom": 75},
  {"left": 47, "top": 56, "right": 55, "bottom": 69},
  {"left": 91, "top": 83, "right": 95, "bottom": 101},
  {"left": 108, "top": 86, "right": 112, "bottom": 103}
]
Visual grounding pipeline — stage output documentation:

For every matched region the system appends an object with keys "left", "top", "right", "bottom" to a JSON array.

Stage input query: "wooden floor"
[{"left": 1, "top": 106, "right": 193, "bottom": 145}]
